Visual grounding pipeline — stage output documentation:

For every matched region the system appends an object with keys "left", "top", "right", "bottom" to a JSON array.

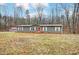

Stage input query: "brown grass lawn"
[{"left": 0, "top": 32, "right": 79, "bottom": 55}]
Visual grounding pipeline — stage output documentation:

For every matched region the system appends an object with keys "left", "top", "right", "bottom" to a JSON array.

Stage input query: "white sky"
[
  {"left": 0, "top": 0, "right": 79, "bottom": 3},
  {"left": 15, "top": 3, "right": 30, "bottom": 10},
  {"left": 15, "top": 3, "right": 48, "bottom": 10}
]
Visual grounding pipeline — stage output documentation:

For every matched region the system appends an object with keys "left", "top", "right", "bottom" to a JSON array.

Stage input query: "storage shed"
[{"left": 16, "top": 24, "right": 63, "bottom": 33}]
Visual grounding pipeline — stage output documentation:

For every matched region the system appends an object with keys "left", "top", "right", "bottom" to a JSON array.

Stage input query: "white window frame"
[
  {"left": 44, "top": 27, "right": 47, "bottom": 32},
  {"left": 58, "top": 27, "right": 61, "bottom": 32},
  {"left": 21, "top": 27, "right": 23, "bottom": 31},
  {"left": 34, "top": 27, "right": 36, "bottom": 31},
  {"left": 55, "top": 27, "right": 61, "bottom": 32},
  {"left": 42, "top": 27, "right": 44, "bottom": 31},
  {"left": 30, "top": 27, "right": 31, "bottom": 31}
]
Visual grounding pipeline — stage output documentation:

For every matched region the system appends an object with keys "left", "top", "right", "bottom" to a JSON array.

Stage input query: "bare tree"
[
  {"left": 75, "top": 3, "right": 79, "bottom": 33},
  {"left": 14, "top": 6, "right": 23, "bottom": 25},
  {"left": 61, "top": 4, "right": 71, "bottom": 33},
  {"left": 26, "top": 9, "right": 30, "bottom": 24},
  {"left": 71, "top": 3, "right": 79, "bottom": 34},
  {"left": 0, "top": 13, "right": 1, "bottom": 29},
  {"left": 17, "top": 6, "right": 23, "bottom": 18},
  {"left": 3, "top": 5, "right": 8, "bottom": 30},
  {"left": 53, "top": 4, "right": 60, "bottom": 24},
  {"left": 72, "top": 3, "right": 77, "bottom": 34},
  {"left": 0, "top": 6, "right": 1, "bottom": 28},
  {"left": 35, "top": 3, "right": 46, "bottom": 24},
  {"left": 17, "top": 6, "right": 23, "bottom": 25},
  {"left": 14, "top": 6, "right": 17, "bottom": 25},
  {"left": 50, "top": 7, "right": 54, "bottom": 24}
]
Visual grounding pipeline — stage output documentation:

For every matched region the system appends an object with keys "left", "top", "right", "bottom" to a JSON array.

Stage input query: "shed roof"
[
  {"left": 17, "top": 24, "right": 63, "bottom": 27},
  {"left": 17, "top": 25, "right": 32, "bottom": 27},
  {"left": 40, "top": 24, "right": 63, "bottom": 26}
]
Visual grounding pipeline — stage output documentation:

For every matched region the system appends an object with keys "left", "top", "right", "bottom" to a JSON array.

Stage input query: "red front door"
[{"left": 37, "top": 27, "right": 40, "bottom": 32}]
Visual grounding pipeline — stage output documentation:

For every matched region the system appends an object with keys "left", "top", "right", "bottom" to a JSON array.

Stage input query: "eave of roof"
[{"left": 17, "top": 24, "right": 63, "bottom": 27}]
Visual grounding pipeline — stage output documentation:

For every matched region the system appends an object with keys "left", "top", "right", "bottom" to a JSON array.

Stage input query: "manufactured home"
[{"left": 14, "top": 24, "right": 63, "bottom": 33}]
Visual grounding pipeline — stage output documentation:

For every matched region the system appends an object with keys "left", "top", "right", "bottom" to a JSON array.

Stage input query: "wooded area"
[{"left": 0, "top": 3, "right": 79, "bottom": 34}]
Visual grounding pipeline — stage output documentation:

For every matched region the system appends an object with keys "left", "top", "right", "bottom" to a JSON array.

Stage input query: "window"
[
  {"left": 31, "top": 27, "right": 36, "bottom": 31},
  {"left": 17, "top": 27, "right": 19, "bottom": 31},
  {"left": 30, "top": 27, "right": 31, "bottom": 31},
  {"left": 19, "top": 27, "right": 22, "bottom": 31},
  {"left": 52, "top": 27, "right": 55, "bottom": 32},
  {"left": 42, "top": 27, "right": 44, "bottom": 31},
  {"left": 55, "top": 27, "right": 61, "bottom": 32},
  {"left": 21, "top": 27, "right": 23, "bottom": 31},
  {"left": 34, "top": 27, "right": 36, "bottom": 31},
  {"left": 31, "top": 27, "right": 34, "bottom": 31},
  {"left": 58, "top": 27, "right": 61, "bottom": 32},
  {"left": 44, "top": 27, "right": 47, "bottom": 32}
]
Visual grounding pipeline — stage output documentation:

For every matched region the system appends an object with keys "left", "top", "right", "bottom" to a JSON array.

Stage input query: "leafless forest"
[{"left": 0, "top": 3, "right": 79, "bottom": 34}]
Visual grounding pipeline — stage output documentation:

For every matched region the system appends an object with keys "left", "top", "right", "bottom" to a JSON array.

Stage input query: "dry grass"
[{"left": 0, "top": 32, "right": 79, "bottom": 55}]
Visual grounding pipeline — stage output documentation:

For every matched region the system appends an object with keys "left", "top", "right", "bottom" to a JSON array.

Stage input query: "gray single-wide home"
[{"left": 15, "top": 24, "right": 63, "bottom": 33}]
